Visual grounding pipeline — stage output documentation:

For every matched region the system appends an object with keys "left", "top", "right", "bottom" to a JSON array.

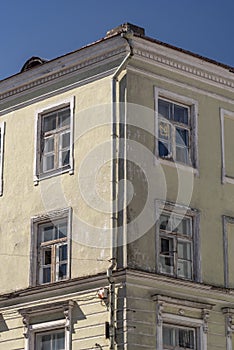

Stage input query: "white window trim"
[
  {"left": 154, "top": 87, "right": 199, "bottom": 175},
  {"left": 20, "top": 300, "right": 74, "bottom": 350},
  {"left": 153, "top": 295, "right": 212, "bottom": 350},
  {"left": 33, "top": 96, "right": 75, "bottom": 185},
  {"left": 222, "top": 215, "right": 234, "bottom": 288},
  {"left": 0, "top": 122, "right": 5, "bottom": 196},
  {"left": 220, "top": 108, "right": 234, "bottom": 184},
  {"left": 155, "top": 200, "right": 201, "bottom": 283},
  {"left": 30, "top": 207, "right": 72, "bottom": 286}
]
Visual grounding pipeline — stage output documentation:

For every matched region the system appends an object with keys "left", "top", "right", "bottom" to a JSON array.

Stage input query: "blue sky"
[{"left": 0, "top": 0, "right": 233, "bottom": 81}]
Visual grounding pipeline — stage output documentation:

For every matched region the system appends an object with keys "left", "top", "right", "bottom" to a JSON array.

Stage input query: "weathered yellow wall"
[
  {"left": 0, "top": 76, "right": 113, "bottom": 293},
  {"left": 125, "top": 67, "right": 234, "bottom": 287}
]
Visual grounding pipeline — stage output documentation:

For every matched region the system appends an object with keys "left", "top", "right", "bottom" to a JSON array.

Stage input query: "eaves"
[
  {"left": 132, "top": 35, "right": 234, "bottom": 91},
  {"left": 0, "top": 35, "right": 129, "bottom": 105}
]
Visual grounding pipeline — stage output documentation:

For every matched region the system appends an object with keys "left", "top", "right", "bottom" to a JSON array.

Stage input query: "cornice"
[
  {"left": 133, "top": 37, "right": 234, "bottom": 91},
  {"left": 0, "top": 38, "right": 128, "bottom": 102}
]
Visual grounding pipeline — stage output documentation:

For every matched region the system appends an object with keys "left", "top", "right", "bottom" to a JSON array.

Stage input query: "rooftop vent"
[
  {"left": 20, "top": 56, "right": 47, "bottom": 72},
  {"left": 106, "top": 23, "right": 145, "bottom": 38}
]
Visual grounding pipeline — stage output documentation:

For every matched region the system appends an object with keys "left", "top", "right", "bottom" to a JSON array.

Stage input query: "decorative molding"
[
  {"left": 133, "top": 44, "right": 234, "bottom": 90},
  {"left": 0, "top": 47, "right": 126, "bottom": 102},
  {"left": 152, "top": 294, "right": 213, "bottom": 311},
  {"left": 128, "top": 66, "right": 234, "bottom": 105},
  {"left": 202, "top": 309, "right": 210, "bottom": 334}
]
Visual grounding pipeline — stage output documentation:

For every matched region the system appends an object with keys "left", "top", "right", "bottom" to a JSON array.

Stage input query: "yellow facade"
[{"left": 0, "top": 23, "right": 234, "bottom": 349}]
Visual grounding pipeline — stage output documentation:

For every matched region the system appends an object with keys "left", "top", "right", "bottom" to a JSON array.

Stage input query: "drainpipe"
[
  {"left": 107, "top": 258, "right": 117, "bottom": 350},
  {"left": 110, "top": 30, "right": 134, "bottom": 350},
  {"left": 111, "top": 30, "right": 134, "bottom": 263}
]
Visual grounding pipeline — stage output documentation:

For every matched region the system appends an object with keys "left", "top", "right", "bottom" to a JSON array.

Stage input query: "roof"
[{"left": 1, "top": 22, "right": 234, "bottom": 83}]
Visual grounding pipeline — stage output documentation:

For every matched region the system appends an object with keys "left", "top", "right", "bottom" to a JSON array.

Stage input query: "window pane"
[
  {"left": 43, "top": 267, "right": 51, "bottom": 283},
  {"left": 37, "top": 332, "right": 65, "bottom": 350},
  {"left": 176, "top": 146, "right": 189, "bottom": 164},
  {"left": 158, "top": 99, "right": 171, "bottom": 120},
  {"left": 174, "top": 104, "right": 189, "bottom": 124},
  {"left": 56, "top": 222, "right": 67, "bottom": 238},
  {"left": 159, "top": 141, "right": 170, "bottom": 158},
  {"left": 58, "top": 108, "right": 70, "bottom": 128},
  {"left": 42, "top": 226, "right": 54, "bottom": 242},
  {"left": 160, "top": 237, "right": 174, "bottom": 274},
  {"left": 43, "top": 248, "right": 52, "bottom": 265},
  {"left": 59, "top": 245, "right": 67, "bottom": 261},
  {"left": 61, "top": 150, "right": 70, "bottom": 166},
  {"left": 163, "top": 326, "right": 174, "bottom": 346},
  {"left": 160, "top": 237, "right": 172, "bottom": 255},
  {"left": 43, "top": 155, "right": 54, "bottom": 172},
  {"left": 178, "top": 241, "right": 191, "bottom": 260},
  {"left": 58, "top": 263, "right": 67, "bottom": 280},
  {"left": 55, "top": 332, "right": 65, "bottom": 349},
  {"left": 160, "top": 214, "right": 170, "bottom": 231},
  {"left": 43, "top": 114, "right": 56, "bottom": 132},
  {"left": 178, "top": 328, "right": 194, "bottom": 349},
  {"left": 172, "top": 216, "right": 191, "bottom": 236},
  {"left": 159, "top": 121, "right": 170, "bottom": 141},
  {"left": 40, "top": 334, "right": 51, "bottom": 350},
  {"left": 160, "top": 256, "right": 174, "bottom": 274},
  {"left": 177, "top": 260, "right": 192, "bottom": 279},
  {"left": 61, "top": 132, "right": 70, "bottom": 149},
  {"left": 44, "top": 137, "right": 54, "bottom": 153},
  {"left": 176, "top": 128, "right": 189, "bottom": 146}
]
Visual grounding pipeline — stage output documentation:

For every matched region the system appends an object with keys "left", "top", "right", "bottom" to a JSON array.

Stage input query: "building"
[{"left": 0, "top": 22, "right": 234, "bottom": 350}]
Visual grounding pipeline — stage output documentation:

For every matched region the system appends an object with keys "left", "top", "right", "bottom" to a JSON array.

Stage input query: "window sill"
[
  {"left": 34, "top": 166, "right": 74, "bottom": 185},
  {"left": 155, "top": 157, "right": 199, "bottom": 177}
]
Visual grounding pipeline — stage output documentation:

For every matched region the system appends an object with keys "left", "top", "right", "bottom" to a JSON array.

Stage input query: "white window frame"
[
  {"left": 20, "top": 300, "right": 74, "bottom": 350},
  {"left": 220, "top": 108, "right": 234, "bottom": 184},
  {"left": 30, "top": 207, "right": 72, "bottom": 286},
  {"left": 0, "top": 122, "right": 5, "bottom": 196},
  {"left": 34, "top": 97, "right": 74, "bottom": 185},
  {"left": 153, "top": 295, "right": 212, "bottom": 350},
  {"left": 155, "top": 201, "right": 201, "bottom": 282},
  {"left": 155, "top": 88, "right": 198, "bottom": 172},
  {"left": 222, "top": 215, "right": 234, "bottom": 288}
]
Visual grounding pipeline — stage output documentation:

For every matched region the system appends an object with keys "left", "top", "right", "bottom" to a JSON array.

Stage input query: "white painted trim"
[
  {"left": 20, "top": 300, "right": 74, "bottom": 350},
  {"left": 133, "top": 37, "right": 234, "bottom": 90},
  {"left": 154, "top": 87, "right": 199, "bottom": 173},
  {"left": 220, "top": 108, "right": 234, "bottom": 184},
  {"left": 0, "top": 68, "right": 115, "bottom": 117},
  {"left": 155, "top": 298, "right": 209, "bottom": 350},
  {"left": 222, "top": 215, "right": 234, "bottom": 289},
  {"left": 128, "top": 66, "right": 234, "bottom": 105},
  {"left": 155, "top": 200, "right": 201, "bottom": 282},
  {"left": 30, "top": 207, "right": 72, "bottom": 286},
  {"left": 0, "top": 122, "right": 5, "bottom": 196},
  {"left": 33, "top": 97, "right": 75, "bottom": 185}
]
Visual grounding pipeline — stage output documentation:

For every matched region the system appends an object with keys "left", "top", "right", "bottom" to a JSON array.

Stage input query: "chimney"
[{"left": 105, "top": 23, "right": 145, "bottom": 38}]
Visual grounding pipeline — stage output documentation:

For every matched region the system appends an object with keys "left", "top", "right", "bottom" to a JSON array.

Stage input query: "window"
[
  {"left": 222, "top": 215, "right": 234, "bottom": 288},
  {"left": 0, "top": 122, "right": 5, "bottom": 196},
  {"left": 159, "top": 212, "right": 193, "bottom": 279},
  {"left": 220, "top": 109, "right": 234, "bottom": 184},
  {"left": 19, "top": 300, "right": 74, "bottom": 350},
  {"left": 155, "top": 88, "right": 198, "bottom": 169},
  {"left": 163, "top": 325, "right": 196, "bottom": 350},
  {"left": 36, "top": 330, "right": 65, "bottom": 350},
  {"left": 156, "top": 201, "right": 200, "bottom": 282},
  {"left": 30, "top": 208, "right": 72, "bottom": 286},
  {"left": 154, "top": 295, "right": 212, "bottom": 350},
  {"left": 34, "top": 98, "right": 74, "bottom": 184}
]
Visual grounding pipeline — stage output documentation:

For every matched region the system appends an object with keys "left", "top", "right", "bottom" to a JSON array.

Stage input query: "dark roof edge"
[
  {"left": 1, "top": 23, "right": 234, "bottom": 83},
  {"left": 133, "top": 32, "right": 234, "bottom": 73}
]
